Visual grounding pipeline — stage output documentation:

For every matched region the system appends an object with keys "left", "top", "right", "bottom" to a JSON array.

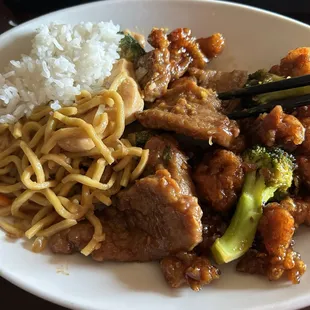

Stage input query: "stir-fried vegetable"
[
  {"left": 118, "top": 32, "right": 146, "bottom": 63},
  {"left": 211, "top": 146, "right": 295, "bottom": 264},
  {"left": 128, "top": 130, "right": 155, "bottom": 147},
  {"left": 245, "top": 69, "right": 284, "bottom": 87},
  {"left": 245, "top": 69, "right": 310, "bottom": 105}
]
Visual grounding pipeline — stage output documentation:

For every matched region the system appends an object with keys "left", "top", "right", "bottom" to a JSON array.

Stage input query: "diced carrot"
[{"left": 0, "top": 194, "right": 12, "bottom": 207}]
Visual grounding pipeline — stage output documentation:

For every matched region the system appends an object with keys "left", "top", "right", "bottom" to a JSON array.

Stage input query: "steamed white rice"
[{"left": 0, "top": 21, "right": 123, "bottom": 124}]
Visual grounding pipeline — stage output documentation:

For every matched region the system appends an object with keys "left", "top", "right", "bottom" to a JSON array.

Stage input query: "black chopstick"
[
  {"left": 218, "top": 74, "right": 310, "bottom": 100},
  {"left": 228, "top": 93, "right": 310, "bottom": 120}
]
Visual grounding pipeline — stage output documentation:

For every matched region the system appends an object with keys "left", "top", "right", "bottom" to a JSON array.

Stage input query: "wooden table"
[{"left": 0, "top": 1, "right": 310, "bottom": 309}]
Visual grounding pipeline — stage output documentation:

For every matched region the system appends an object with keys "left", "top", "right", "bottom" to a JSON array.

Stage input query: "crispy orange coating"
[
  {"left": 160, "top": 252, "right": 220, "bottom": 291},
  {"left": 258, "top": 204, "right": 295, "bottom": 257},
  {"left": 196, "top": 33, "right": 225, "bottom": 60},
  {"left": 249, "top": 105, "right": 305, "bottom": 151},
  {"left": 296, "top": 156, "right": 310, "bottom": 190},
  {"left": 296, "top": 118, "right": 310, "bottom": 155},
  {"left": 193, "top": 150, "right": 244, "bottom": 212},
  {"left": 270, "top": 47, "right": 310, "bottom": 77},
  {"left": 136, "top": 28, "right": 206, "bottom": 102},
  {"left": 237, "top": 247, "right": 306, "bottom": 284}
]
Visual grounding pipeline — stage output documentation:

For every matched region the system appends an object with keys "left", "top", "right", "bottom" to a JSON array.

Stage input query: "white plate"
[{"left": 1, "top": 1, "right": 310, "bottom": 309}]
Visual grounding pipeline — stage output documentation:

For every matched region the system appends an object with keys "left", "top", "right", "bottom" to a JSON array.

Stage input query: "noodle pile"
[{"left": 0, "top": 89, "right": 149, "bottom": 256}]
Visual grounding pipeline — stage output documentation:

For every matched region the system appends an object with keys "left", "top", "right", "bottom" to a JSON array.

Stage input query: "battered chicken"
[
  {"left": 196, "top": 33, "right": 225, "bottom": 60},
  {"left": 135, "top": 28, "right": 206, "bottom": 102},
  {"left": 193, "top": 150, "right": 244, "bottom": 212},
  {"left": 160, "top": 252, "right": 220, "bottom": 291},
  {"left": 258, "top": 204, "right": 295, "bottom": 257},
  {"left": 237, "top": 203, "right": 305, "bottom": 284},
  {"left": 270, "top": 47, "right": 310, "bottom": 77},
  {"left": 248, "top": 105, "right": 305, "bottom": 151},
  {"left": 296, "top": 117, "right": 310, "bottom": 155}
]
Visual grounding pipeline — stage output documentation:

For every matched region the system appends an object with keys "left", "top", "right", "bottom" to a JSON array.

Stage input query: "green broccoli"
[
  {"left": 118, "top": 32, "right": 146, "bottom": 63},
  {"left": 245, "top": 69, "right": 310, "bottom": 105},
  {"left": 211, "top": 146, "right": 295, "bottom": 264}
]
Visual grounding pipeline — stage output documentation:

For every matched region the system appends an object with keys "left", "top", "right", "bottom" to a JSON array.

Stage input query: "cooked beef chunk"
[
  {"left": 92, "top": 169, "right": 202, "bottom": 261},
  {"left": 188, "top": 68, "right": 248, "bottom": 94},
  {"left": 196, "top": 33, "right": 225, "bottom": 60},
  {"left": 188, "top": 68, "right": 248, "bottom": 113},
  {"left": 49, "top": 222, "right": 94, "bottom": 254},
  {"left": 258, "top": 204, "right": 295, "bottom": 257},
  {"left": 135, "top": 48, "right": 171, "bottom": 102},
  {"left": 160, "top": 252, "right": 220, "bottom": 291},
  {"left": 296, "top": 117, "right": 310, "bottom": 155},
  {"left": 248, "top": 105, "right": 305, "bottom": 151},
  {"left": 144, "top": 135, "right": 196, "bottom": 195},
  {"left": 280, "top": 196, "right": 310, "bottom": 226},
  {"left": 226, "top": 135, "right": 247, "bottom": 154},
  {"left": 270, "top": 47, "right": 310, "bottom": 77},
  {"left": 197, "top": 213, "right": 228, "bottom": 253},
  {"left": 50, "top": 169, "right": 203, "bottom": 261},
  {"left": 50, "top": 135, "right": 203, "bottom": 261},
  {"left": 136, "top": 78, "right": 240, "bottom": 148},
  {"left": 193, "top": 150, "right": 244, "bottom": 212},
  {"left": 237, "top": 247, "right": 306, "bottom": 284},
  {"left": 135, "top": 28, "right": 206, "bottom": 102}
]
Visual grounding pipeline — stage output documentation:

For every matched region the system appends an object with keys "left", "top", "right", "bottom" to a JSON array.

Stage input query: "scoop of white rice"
[{"left": 0, "top": 21, "right": 123, "bottom": 124}]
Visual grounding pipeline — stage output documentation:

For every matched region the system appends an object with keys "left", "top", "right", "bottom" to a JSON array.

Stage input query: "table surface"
[{"left": 1, "top": 1, "right": 310, "bottom": 309}]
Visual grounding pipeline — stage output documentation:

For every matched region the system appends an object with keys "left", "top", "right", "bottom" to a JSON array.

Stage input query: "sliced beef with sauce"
[
  {"left": 188, "top": 67, "right": 248, "bottom": 113},
  {"left": 188, "top": 67, "right": 248, "bottom": 94},
  {"left": 49, "top": 222, "right": 94, "bottom": 254},
  {"left": 160, "top": 251, "right": 220, "bottom": 291},
  {"left": 136, "top": 78, "right": 240, "bottom": 148},
  {"left": 92, "top": 169, "right": 202, "bottom": 262},
  {"left": 50, "top": 136, "right": 203, "bottom": 262},
  {"left": 144, "top": 135, "right": 196, "bottom": 195},
  {"left": 246, "top": 105, "right": 305, "bottom": 151},
  {"left": 193, "top": 149, "right": 244, "bottom": 212},
  {"left": 135, "top": 28, "right": 206, "bottom": 102}
]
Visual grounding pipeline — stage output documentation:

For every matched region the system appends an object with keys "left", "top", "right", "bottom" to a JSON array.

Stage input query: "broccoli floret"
[
  {"left": 118, "top": 32, "right": 146, "bottom": 63},
  {"left": 211, "top": 146, "right": 295, "bottom": 264},
  {"left": 245, "top": 69, "right": 310, "bottom": 105}
]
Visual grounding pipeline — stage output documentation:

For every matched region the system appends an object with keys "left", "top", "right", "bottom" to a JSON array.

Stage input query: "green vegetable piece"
[
  {"left": 118, "top": 32, "right": 146, "bottom": 63},
  {"left": 245, "top": 69, "right": 284, "bottom": 88},
  {"left": 211, "top": 145, "right": 295, "bottom": 264},
  {"left": 245, "top": 69, "right": 310, "bottom": 105},
  {"left": 255, "top": 85, "right": 310, "bottom": 105},
  {"left": 128, "top": 130, "right": 154, "bottom": 147},
  {"left": 163, "top": 145, "right": 172, "bottom": 163}
]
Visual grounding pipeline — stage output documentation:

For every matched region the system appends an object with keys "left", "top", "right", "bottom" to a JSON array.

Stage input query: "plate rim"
[{"left": 1, "top": 1, "right": 310, "bottom": 309}]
